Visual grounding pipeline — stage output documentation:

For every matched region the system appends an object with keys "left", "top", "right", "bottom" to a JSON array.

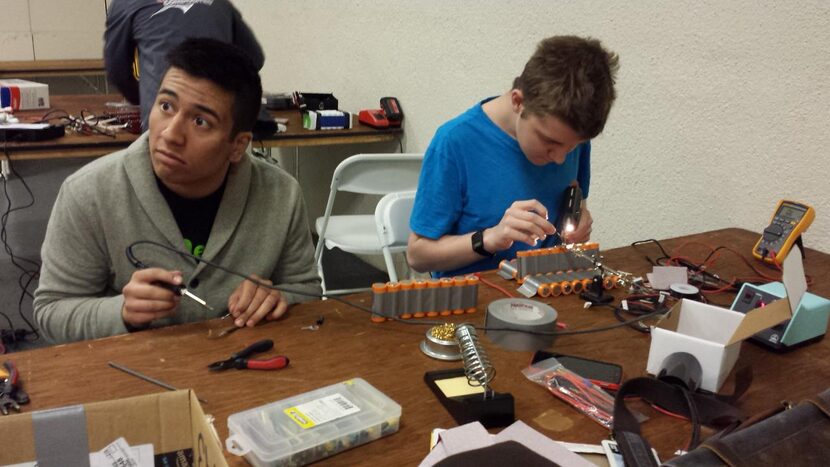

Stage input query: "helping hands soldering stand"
[
  {"left": 424, "top": 324, "right": 515, "bottom": 428},
  {"left": 565, "top": 242, "right": 638, "bottom": 304}
]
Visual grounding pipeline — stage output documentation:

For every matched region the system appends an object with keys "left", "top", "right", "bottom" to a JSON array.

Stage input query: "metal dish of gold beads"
[{"left": 420, "top": 323, "right": 462, "bottom": 361}]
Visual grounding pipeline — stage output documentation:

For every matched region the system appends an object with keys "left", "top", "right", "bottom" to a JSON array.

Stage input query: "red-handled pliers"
[{"left": 207, "top": 339, "right": 289, "bottom": 371}]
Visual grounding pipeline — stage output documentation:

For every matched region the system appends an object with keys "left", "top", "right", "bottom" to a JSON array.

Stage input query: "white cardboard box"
[
  {"left": 0, "top": 79, "right": 50, "bottom": 111},
  {"left": 646, "top": 249, "right": 804, "bottom": 392}
]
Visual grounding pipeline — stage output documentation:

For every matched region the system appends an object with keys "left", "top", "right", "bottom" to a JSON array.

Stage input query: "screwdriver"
[{"left": 155, "top": 281, "right": 214, "bottom": 312}]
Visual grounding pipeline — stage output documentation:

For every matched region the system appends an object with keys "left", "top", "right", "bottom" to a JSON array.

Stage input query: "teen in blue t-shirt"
[{"left": 407, "top": 36, "right": 619, "bottom": 278}]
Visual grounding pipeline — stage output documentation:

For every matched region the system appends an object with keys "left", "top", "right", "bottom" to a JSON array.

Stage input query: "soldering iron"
[{"left": 558, "top": 184, "right": 583, "bottom": 237}]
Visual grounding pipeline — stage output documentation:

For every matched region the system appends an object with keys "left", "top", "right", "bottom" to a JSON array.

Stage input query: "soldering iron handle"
[{"left": 153, "top": 281, "right": 184, "bottom": 296}]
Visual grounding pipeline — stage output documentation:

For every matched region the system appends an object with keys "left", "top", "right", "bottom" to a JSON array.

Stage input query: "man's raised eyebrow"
[
  {"left": 157, "top": 88, "right": 221, "bottom": 122},
  {"left": 158, "top": 88, "right": 178, "bottom": 99},
  {"left": 194, "top": 103, "right": 221, "bottom": 122}
]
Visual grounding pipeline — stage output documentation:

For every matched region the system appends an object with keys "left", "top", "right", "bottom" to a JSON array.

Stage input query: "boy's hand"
[
  {"left": 483, "top": 199, "right": 557, "bottom": 253},
  {"left": 121, "top": 268, "right": 182, "bottom": 327},
  {"left": 562, "top": 207, "right": 593, "bottom": 244},
  {"left": 227, "top": 274, "right": 288, "bottom": 327}
]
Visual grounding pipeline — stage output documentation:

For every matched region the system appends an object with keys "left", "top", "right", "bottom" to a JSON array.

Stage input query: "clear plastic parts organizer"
[{"left": 226, "top": 378, "right": 402, "bottom": 467}]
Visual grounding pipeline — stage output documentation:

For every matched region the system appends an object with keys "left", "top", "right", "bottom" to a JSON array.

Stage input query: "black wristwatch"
[{"left": 471, "top": 229, "right": 494, "bottom": 257}]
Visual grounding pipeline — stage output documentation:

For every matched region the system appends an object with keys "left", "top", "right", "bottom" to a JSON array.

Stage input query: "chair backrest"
[
  {"left": 375, "top": 190, "right": 417, "bottom": 248},
  {"left": 331, "top": 153, "right": 423, "bottom": 195}
]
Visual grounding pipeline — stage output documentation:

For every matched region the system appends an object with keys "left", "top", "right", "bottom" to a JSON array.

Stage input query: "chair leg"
[
  {"left": 382, "top": 247, "right": 398, "bottom": 283},
  {"left": 317, "top": 248, "right": 328, "bottom": 297}
]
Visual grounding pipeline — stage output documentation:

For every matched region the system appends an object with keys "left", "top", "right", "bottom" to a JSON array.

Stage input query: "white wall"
[
  {"left": 3, "top": 0, "right": 827, "bottom": 253},
  {"left": 239, "top": 0, "right": 830, "bottom": 253},
  {"left": 0, "top": 0, "right": 107, "bottom": 60}
]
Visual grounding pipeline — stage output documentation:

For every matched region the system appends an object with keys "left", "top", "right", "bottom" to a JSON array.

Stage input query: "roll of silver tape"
[{"left": 485, "top": 298, "right": 558, "bottom": 351}]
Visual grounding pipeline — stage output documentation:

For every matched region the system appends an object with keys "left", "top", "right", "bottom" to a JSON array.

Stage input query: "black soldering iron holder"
[{"left": 424, "top": 369, "right": 515, "bottom": 428}]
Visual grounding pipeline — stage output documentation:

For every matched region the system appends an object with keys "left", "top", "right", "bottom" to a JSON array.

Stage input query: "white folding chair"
[
  {"left": 314, "top": 153, "right": 423, "bottom": 295},
  {"left": 375, "top": 190, "right": 417, "bottom": 283}
]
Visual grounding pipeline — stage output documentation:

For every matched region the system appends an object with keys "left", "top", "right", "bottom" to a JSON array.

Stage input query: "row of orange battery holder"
[
  {"left": 370, "top": 276, "right": 479, "bottom": 322},
  {"left": 501, "top": 242, "right": 600, "bottom": 280},
  {"left": 531, "top": 273, "right": 622, "bottom": 298}
]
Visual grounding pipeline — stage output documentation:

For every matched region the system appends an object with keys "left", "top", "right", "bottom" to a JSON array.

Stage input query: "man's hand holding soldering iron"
[
  {"left": 122, "top": 269, "right": 286, "bottom": 329},
  {"left": 481, "top": 198, "right": 592, "bottom": 253}
]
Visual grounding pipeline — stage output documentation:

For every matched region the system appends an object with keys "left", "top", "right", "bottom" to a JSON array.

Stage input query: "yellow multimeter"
[{"left": 753, "top": 200, "right": 815, "bottom": 264}]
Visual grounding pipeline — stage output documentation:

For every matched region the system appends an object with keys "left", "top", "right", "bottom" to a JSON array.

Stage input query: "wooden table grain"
[{"left": 5, "top": 228, "right": 829, "bottom": 465}]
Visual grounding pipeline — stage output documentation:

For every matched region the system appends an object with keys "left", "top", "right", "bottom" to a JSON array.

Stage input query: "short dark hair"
[
  {"left": 513, "top": 36, "right": 619, "bottom": 139},
  {"left": 165, "top": 38, "right": 262, "bottom": 135}
]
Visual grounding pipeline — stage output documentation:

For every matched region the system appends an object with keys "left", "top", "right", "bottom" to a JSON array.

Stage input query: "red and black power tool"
[{"left": 359, "top": 97, "right": 403, "bottom": 129}]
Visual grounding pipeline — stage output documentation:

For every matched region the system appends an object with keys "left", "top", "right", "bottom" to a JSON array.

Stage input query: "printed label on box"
[{"left": 283, "top": 393, "right": 361, "bottom": 429}]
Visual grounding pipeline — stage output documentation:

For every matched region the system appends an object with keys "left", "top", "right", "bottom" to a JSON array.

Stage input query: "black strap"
[{"left": 613, "top": 377, "right": 746, "bottom": 467}]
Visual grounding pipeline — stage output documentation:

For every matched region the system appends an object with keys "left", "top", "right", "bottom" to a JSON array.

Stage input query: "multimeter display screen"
[{"left": 779, "top": 205, "right": 804, "bottom": 220}]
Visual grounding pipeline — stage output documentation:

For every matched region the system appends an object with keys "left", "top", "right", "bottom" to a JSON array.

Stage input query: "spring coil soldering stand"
[{"left": 424, "top": 323, "right": 515, "bottom": 428}]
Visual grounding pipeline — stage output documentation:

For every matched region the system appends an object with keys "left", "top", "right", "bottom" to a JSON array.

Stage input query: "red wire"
[
  {"left": 474, "top": 272, "right": 515, "bottom": 298},
  {"left": 668, "top": 241, "right": 814, "bottom": 296},
  {"left": 651, "top": 403, "right": 690, "bottom": 421},
  {"left": 624, "top": 396, "right": 693, "bottom": 451}
]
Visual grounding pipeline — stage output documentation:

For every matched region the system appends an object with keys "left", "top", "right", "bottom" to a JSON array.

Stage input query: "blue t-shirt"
[{"left": 410, "top": 99, "right": 591, "bottom": 277}]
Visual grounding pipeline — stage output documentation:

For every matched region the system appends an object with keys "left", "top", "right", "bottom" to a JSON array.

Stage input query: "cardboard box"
[
  {"left": 0, "top": 79, "right": 50, "bottom": 111},
  {"left": 0, "top": 390, "right": 227, "bottom": 467},
  {"left": 646, "top": 249, "right": 803, "bottom": 392}
]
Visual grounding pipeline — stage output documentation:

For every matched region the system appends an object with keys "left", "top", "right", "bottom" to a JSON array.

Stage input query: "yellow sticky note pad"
[{"left": 434, "top": 376, "right": 486, "bottom": 398}]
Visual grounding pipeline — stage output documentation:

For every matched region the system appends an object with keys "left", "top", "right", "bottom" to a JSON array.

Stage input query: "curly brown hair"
[{"left": 513, "top": 36, "right": 619, "bottom": 139}]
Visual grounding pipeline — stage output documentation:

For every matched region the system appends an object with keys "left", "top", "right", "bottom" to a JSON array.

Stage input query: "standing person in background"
[
  {"left": 105, "top": 0, "right": 264, "bottom": 129},
  {"left": 407, "top": 36, "right": 619, "bottom": 278}
]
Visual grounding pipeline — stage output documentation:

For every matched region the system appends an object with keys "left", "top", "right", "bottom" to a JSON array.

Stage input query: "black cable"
[
  {"left": 631, "top": 238, "right": 671, "bottom": 265},
  {"left": 126, "top": 240, "right": 670, "bottom": 337},
  {"left": 0, "top": 152, "right": 41, "bottom": 343},
  {"left": 1, "top": 163, "right": 40, "bottom": 272},
  {"left": 610, "top": 301, "right": 659, "bottom": 334},
  {"left": 682, "top": 387, "right": 701, "bottom": 449},
  {"left": 16, "top": 269, "right": 40, "bottom": 341},
  {"left": 630, "top": 238, "right": 738, "bottom": 293},
  {"left": 0, "top": 309, "right": 14, "bottom": 331},
  {"left": 126, "top": 239, "right": 446, "bottom": 327},
  {"left": 36, "top": 108, "right": 70, "bottom": 123},
  {"left": 37, "top": 108, "right": 115, "bottom": 138}
]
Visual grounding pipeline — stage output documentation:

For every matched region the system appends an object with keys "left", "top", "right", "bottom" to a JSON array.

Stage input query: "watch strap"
[{"left": 472, "top": 229, "right": 494, "bottom": 257}]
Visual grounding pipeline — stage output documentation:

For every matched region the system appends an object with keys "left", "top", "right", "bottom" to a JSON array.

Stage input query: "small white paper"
[
  {"left": 647, "top": 266, "right": 688, "bottom": 290},
  {"left": 89, "top": 438, "right": 154, "bottom": 467}
]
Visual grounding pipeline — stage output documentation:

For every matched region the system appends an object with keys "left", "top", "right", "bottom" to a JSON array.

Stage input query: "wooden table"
[
  {"left": 4, "top": 228, "right": 829, "bottom": 465},
  {"left": 3, "top": 95, "right": 403, "bottom": 161},
  {"left": 0, "top": 59, "right": 106, "bottom": 79}
]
